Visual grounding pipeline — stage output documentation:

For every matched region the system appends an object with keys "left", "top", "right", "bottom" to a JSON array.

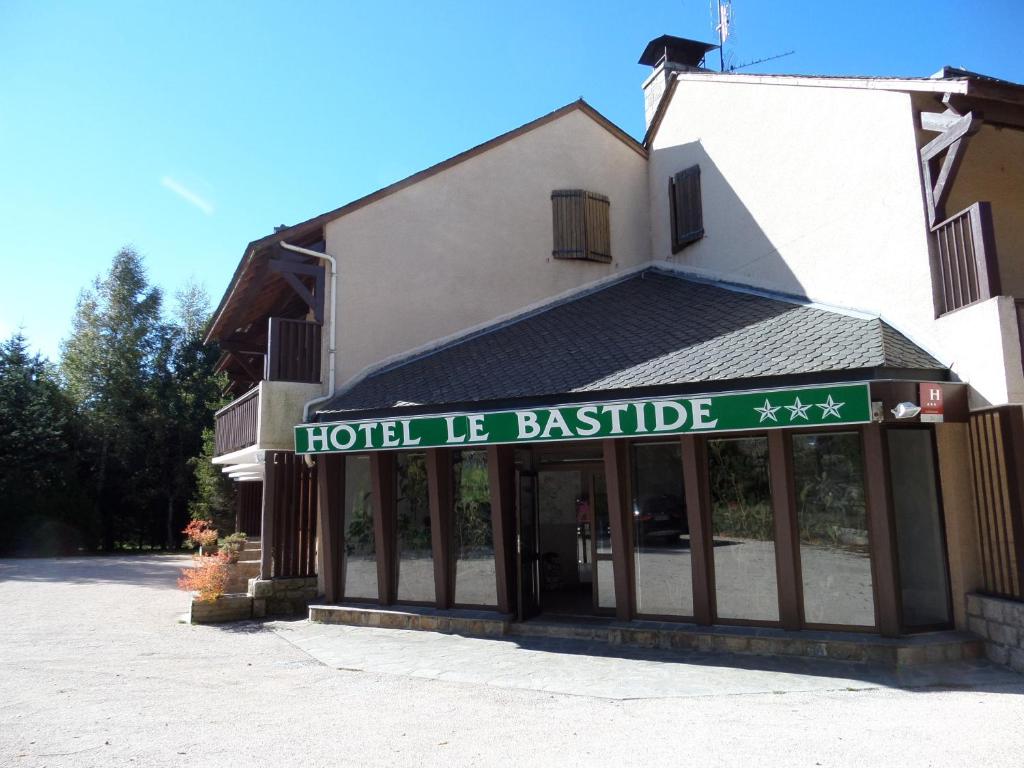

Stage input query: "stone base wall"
[
  {"left": 189, "top": 593, "right": 253, "bottom": 624},
  {"left": 250, "top": 577, "right": 319, "bottom": 618},
  {"left": 967, "top": 593, "right": 1024, "bottom": 674}
]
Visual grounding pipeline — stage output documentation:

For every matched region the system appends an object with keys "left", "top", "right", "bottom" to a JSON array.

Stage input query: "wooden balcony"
[
  {"left": 931, "top": 201, "right": 1001, "bottom": 316},
  {"left": 214, "top": 386, "right": 259, "bottom": 457}
]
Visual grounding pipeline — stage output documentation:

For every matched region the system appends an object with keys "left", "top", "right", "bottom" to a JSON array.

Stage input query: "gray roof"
[{"left": 318, "top": 270, "right": 944, "bottom": 417}]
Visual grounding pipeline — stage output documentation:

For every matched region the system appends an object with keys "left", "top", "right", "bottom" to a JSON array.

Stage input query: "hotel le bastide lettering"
[{"left": 295, "top": 384, "right": 871, "bottom": 455}]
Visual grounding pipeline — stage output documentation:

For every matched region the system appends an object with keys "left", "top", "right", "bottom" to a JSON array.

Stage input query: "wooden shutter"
[
  {"left": 670, "top": 165, "right": 703, "bottom": 253},
  {"left": 552, "top": 189, "right": 611, "bottom": 263}
]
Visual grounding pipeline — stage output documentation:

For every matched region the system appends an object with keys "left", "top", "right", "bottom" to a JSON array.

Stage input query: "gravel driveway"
[{"left": 1, "top": 554, "right": 1023, "bottom": 767}]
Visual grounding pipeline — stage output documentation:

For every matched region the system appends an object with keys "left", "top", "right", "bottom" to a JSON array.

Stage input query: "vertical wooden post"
[
  {"left": 487, "top": 445, "right": 516, "bottom": 614},
  {"left": 370, "top": 452, "right": 396, "bottom": 605},
  {"left": 259, "top": 451, "right": 279, "bottom": 580},
  {"left": 316, "top": 454, "right": 345, "bottom": 602},
  {"left": 768, "top": 431, "right": 802, "bottom": 630},
  {"left": 427, "top": 449, "right": 455, "bottom": 608},
  {"left": 681, "top": 436, "right": 714, "bottom": 625},
  {"left": 863, "top": 423, "right": 902, "bottom": 637},
  {"left": 602, "top": 439, "right": 633, "bottom": 621}
]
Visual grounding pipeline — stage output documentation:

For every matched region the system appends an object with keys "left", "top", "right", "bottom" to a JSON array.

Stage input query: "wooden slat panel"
[
  {"left": 236, "top": 481, "right": 263, "bottom": 536},
  {"left": 265, "top": 317, "right": 322, "bottom": 383},
  {"left": 266, "top": 452, "right": 318, "bottom": 580},
  {"left": 969, "top": 406, "right": 1024, "bottom": 600}
]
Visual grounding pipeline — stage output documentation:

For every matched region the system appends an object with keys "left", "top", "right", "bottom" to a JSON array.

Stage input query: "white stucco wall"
[
  {"left": 648, "top": 77, "right": 940, "bottom": 352},
  {"left": 323, "top": 108, "right": 650, "bottom": 385},
  {"left": 935, "top": 296, "right": 1024, "bottom": 407},
  {"left": 258, "top": 380, "right": 322, "bottom": 450}
]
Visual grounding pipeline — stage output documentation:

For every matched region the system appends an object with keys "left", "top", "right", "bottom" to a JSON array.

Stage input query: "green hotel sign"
[{"left": 294, "top": 383, "right": 871, "bottom": 455}]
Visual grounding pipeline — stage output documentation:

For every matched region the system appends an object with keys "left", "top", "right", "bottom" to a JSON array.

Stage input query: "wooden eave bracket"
[
  {"left": 919, "top": 103, "right": 982, "bottom": 226},
  {"left": 268, "top": 253, "right": 325, "bottom": 324}
]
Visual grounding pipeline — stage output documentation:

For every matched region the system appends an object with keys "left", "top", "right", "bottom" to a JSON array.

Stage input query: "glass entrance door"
[{"left": 535, "top": 467, "right": 614, "bottom": 616}]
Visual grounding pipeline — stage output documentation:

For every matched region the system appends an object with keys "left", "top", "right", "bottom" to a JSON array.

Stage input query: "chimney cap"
[{"left": 638, "top": 35, "right": 719, "bottom": 68}]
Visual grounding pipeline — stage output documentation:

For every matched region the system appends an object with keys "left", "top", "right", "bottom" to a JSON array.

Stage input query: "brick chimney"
[{"left": 639, "top": 35, "right": 719, "bottom": 129}]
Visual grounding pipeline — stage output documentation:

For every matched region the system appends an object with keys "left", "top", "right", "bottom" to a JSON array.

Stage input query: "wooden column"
[
  {"left": 316, "top": 454, "right": 345, "bottom": 602},
  {"left": 487, "top": 445, "right": 516, "bottom": 614},
  {"left": 768, "top": 431, "right": 802, "bottom": 630},
  {"left": 602, "top": 439, "right": 633, "bottom": 621},
  {"left": 259, "top": 451, "right": 279, "bottom": 580},
  {"left": 370, "top": 452, "right": 397, "bottom": 605},
  {"left": 681, "top": 436, "right": 714, "bottom": 625},
  {"left": 426, "top": 449, "right": 455, "bottom": 608},
  {"left": 863, "top": 424, "right": 902, "bottom": 637}
]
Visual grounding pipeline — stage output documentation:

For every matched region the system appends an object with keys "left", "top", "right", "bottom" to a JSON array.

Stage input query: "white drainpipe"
[{"left": 278, "top": 241, "right": 337, "bottom": 423}]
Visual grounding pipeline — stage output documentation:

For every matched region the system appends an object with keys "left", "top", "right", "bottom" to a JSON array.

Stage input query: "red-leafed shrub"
[
  {"left": 182, "top": 519, "right": 218, "bottom": 549},
  {"left": 177, "top": 552, "right": 231, "bottom": 602}
]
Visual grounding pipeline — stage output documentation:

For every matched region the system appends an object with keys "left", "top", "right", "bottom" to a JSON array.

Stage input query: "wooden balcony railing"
[
  {"left": 265, "top": 318, "right": 322, "bottom": 383},
  {"left": 932, "top": 201, "right": 1000, "bottom": 316},
  {"left": 214, "top": 386, "right": 259, "bottom": 457}
]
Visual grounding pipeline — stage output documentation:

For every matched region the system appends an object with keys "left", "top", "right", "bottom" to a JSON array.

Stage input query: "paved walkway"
[
  {"left": 269, "top": 619, "right": 1020, "bottom": 700},
  {"left": 1, "top": 554, "right": 1023, "bottom": 768}
]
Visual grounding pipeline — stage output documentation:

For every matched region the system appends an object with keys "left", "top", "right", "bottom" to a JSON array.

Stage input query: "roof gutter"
[{"left": 279, "top": 242, "right": 338, "bottom": 424}]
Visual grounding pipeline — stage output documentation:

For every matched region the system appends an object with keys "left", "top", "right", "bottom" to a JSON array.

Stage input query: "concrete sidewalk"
[
  {"left": 1, "top": 554, "right": 1023, "bottom": 768},
  {"left": 269, "top": 619, "right": 1022, "bottom": 700}
]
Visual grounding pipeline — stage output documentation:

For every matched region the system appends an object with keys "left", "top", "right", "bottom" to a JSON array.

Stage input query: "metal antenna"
[
  {"left": 729, "top": 50, "right": 796, "bottom": 72},
  {"left": 713, "top": 0, "right": 731, "bottom": 72}
]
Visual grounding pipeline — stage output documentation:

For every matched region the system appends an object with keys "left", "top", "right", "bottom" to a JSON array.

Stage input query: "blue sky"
[{"left": 2, "top": 0, "right": 1022, "bottom": 360}]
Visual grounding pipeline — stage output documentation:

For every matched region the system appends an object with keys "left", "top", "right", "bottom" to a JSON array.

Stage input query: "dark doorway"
[{"left": 518, "top": 465, "right": 613, "bottom": 617}]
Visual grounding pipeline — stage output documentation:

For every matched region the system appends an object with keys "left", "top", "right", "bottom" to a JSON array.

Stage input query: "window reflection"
[
  {"left": 793, "top": 432, "right": 874, "bottom": 627},
  {"left": 888, "top": 429, "right": 951, "bottom": 628},
  {"left": 396, "top": 452, "right": 434, "bottom": 603},
  {"left": 343, "top": 455, "right": 378, "bottom": 601},
  {"left": 453, "top": 450, "right": 497, "bottom": 607},
  {"left": 631, "top": 442, "right": 691, "bottom": 617},
  {"left": 708, "top": 437, "right": 779, "bottom": 622}
]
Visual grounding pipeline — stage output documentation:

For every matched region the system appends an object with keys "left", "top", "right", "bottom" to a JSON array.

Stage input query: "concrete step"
[{"left": 308, "top": 603, "right": 983, "bottom": 668}]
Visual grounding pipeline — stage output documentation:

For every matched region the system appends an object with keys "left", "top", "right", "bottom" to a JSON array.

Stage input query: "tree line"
[{"left": 0, "top": 247, "right": 233, "bottom": 555}]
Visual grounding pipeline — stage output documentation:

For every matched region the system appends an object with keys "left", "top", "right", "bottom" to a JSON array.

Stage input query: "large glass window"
[
  {"left": 396, "top": 452, "right": 434, "bottom": 603},
  {"left": 453, "top": 450, "right": 497, "bottom": 607},
  {"left": 793, "top": 432, "right": 875, "bottom": 627},
  {"left": 888, "top": 429, "right": 951, "bottom": 628},
  {"left": 631, "top": 442, "right": 691, "bottom": 617},
  {"left": 708, "top": 437, "right": 779, "bottom": 622},
  {"left": 343, "top": 455, "right": 378, "bottom": 600}
]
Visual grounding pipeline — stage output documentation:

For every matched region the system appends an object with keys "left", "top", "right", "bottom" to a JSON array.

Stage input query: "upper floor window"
[
  {"left": 670, "top": 165, "right": 703, "bottom": 253},
  {"left": 551, "top": 189, "right": 611, "bottom": 263}
]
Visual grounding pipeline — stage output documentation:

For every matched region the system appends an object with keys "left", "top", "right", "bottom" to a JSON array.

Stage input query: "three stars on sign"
[{"left": 754, "top": 394, "right": 844, "bottom": 423}]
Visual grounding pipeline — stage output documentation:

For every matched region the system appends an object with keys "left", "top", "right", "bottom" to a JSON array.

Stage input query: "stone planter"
[{"left": 189, "top": 593, "right": 253, "bottom": 624}]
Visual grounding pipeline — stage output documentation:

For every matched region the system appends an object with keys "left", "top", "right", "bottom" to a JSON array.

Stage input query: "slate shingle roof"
[{"left": 318, "top": 270, "right": 944, "bottom": 417}]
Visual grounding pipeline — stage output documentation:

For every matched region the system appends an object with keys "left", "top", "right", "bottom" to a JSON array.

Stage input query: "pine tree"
[
  {"left": 0, "top": 332, "right": 77, "bottom": 553},
  {"left": 61, "top": 247, "right": 164, "bottom": 550}
]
